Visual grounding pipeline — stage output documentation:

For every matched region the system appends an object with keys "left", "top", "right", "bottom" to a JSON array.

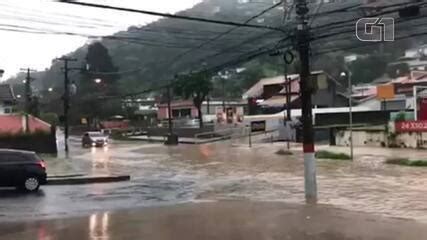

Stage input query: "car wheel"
[{"left": 22, "top": 176, "right": 40, "bottom": 192}]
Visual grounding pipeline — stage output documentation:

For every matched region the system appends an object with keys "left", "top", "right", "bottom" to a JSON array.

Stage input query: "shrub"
[
  {"left": 385, "top": 158, "right": 427, "bottom": 167},
  {"left": 316, "top": 150, "right": 351, "bottom": 160},
  {"left": 275, "top": 149, "right": 293, "bottom": 155}
]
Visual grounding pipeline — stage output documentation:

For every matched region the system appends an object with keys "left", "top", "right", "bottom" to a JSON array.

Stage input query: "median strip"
[{"left": 47, "top": 175, "right": 130, "bottom": 185}]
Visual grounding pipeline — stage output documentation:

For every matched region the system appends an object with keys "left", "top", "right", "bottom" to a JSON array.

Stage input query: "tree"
[
  {"left": 174, "top": 72, "right": 213, "bottom": 128},
  {"left": 78, "top": 42, "right": 121, "bottom": 122},
  {"left": 349, "top": 55, "right": 388, "bottom": 84}
]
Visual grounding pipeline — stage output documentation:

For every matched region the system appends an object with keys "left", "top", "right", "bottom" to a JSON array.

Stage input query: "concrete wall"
[
  {"left": 391, "top": 132, "right": 427, "bottom": 149},
  {"left": 336, "top": 130, "right": 387, "bottom": 147},
  {"left": 336, "top": 128, "right": 427, "bottom": 149}
]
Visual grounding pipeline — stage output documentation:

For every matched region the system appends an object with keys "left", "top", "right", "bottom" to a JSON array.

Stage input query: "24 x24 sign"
[{"left": 395, "top": 121, "right": 427, "bottom": 133}]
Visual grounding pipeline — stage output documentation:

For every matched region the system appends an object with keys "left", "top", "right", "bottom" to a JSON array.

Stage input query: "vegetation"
[
  {"left": 5, "top": 0, "right": 427, "bottom": 114},
  {"left": 275, "top": 149, "right": 293, "bottom": 156},
  {"left": 76, "top": 42, "right": 122, "bottom": 123},
  {"left": 394, "top": 111, "right": 407, "bottom": 122},
  {"left": 386, "top": 158, "right": 427, "bottom": 167},
  {"left": 349, "top": 54, "right": 389, "bottom": 84},
  {"left": 39, "top": 112, "right": 59, "bottom": 126},
  {"left": 316, "top": 150, "right": 351, "bottom": 160},
  {"left": 174, "top": 72, "right": 213, "bottom": 128}
]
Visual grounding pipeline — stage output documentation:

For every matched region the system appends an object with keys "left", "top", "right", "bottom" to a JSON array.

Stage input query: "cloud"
[{"left": 0, "top": 0, "right": 201, "bottom": 79}]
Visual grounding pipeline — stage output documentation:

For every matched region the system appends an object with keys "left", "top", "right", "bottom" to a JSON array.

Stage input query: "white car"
[{"left": 82, "top": 131, "right": 109, "bottom": 148}]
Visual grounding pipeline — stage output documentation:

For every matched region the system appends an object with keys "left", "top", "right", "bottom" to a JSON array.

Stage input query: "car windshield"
[
  {"left": 1, "top": 0, "right": 427, "bottom": 239},
  {"left": 89, "top": 133, "right": 104, "bottom": 137}
]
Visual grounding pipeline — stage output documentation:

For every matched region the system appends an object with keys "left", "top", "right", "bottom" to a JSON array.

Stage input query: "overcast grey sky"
[{"left": 0, "top": 0, "right": 201, "bottom": 79}]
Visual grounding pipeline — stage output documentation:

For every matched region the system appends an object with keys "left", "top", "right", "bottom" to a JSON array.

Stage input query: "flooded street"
[{"left": 2, "top": 139, "right": 427, "bottom": 223}]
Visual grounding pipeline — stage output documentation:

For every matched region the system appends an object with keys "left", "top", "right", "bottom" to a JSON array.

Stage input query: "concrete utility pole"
[
  {"left": 20, "top": 68, "right": 36, "bottom": 134},
  {"left": 342, "top": 70, "right": 354, "bottom": 161},
  {"left": 57, "top": 57, "right": 77, "bottom": 155},
  {"left": 295, "top": 0, "right": 317, "bottom": 203}
]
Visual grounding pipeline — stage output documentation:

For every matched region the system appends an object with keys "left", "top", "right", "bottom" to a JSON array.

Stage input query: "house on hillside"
[
  {"left": 405, "top": 44, "right": 427, "bottom": 59},
  {"left": 357, "top": 70, "right": 427, "bottom": 111},
  {"left": 243, "top": 71, "right": 349, "bottom": 115},
  {"left": 0, "top": 84, "right": 16, "bottom": 114}
]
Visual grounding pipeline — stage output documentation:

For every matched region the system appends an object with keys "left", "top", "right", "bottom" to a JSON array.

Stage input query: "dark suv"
[{"left": 0, "top": 149, "right": 47, "bottom": 192}]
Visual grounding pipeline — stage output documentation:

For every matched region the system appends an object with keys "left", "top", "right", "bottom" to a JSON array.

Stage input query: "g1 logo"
[{"left": 356, "top": 18, "right": 394, "bottom": 42}]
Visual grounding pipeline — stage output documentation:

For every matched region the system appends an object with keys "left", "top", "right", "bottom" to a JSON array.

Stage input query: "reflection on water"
[
  {"left": 37, "top": 225, "right": 52, "bottom": 240},
  {"left": 90, "top": 147, "right": 111, "bottom": 174},
  {"left": 89, "top": 212, "right": 110, "bottom": 240}
]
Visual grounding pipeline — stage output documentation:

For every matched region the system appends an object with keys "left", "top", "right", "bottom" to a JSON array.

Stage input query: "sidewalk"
[{"left": 1, "top": 201, "right": 426, "bottom": 240}]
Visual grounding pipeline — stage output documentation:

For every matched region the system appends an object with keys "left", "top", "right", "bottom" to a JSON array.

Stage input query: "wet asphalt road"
[
  {"left": 2, "top": 138, "right": 427, "bottom": 223},
  {"left": 2, "top": 201, "right": 427, "bottom": 240}
]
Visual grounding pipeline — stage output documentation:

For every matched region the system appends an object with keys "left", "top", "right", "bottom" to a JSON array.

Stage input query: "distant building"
[
  {"left": 157, "top": 99, "right": 246, "bottom": 121},
  {"left": 405, "top": 44, "right": 427, "bottom": 59},
  {"left": 243, "top": 71, "right": 349, "bottom": 115},
  {"left": 0, "top": 84, "right": 16, "bottom": 114},
  {"left": 357, "top": 70, "right": 427, "bottom": 111}
]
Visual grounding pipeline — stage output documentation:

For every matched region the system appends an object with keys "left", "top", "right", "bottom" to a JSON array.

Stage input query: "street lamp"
[
  {"left": 48, "top": 87, "right": 53, "bottom": 92},
  {"left": 16, "top": 94, "right": 21, "bottom": 99},
  {"left": 94, "top": 78, "right": 102, "bottom": 84},
  {"left": 341, "top": 71, "right": 353, "bottom": 161}
]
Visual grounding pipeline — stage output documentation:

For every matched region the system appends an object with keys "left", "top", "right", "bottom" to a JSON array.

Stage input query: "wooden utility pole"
[
  {"left": 57, "top": 57, "right": 77, "bottom": 155},
  {"left": 20, "top": 68, "right": 36, "bottom": 133}
]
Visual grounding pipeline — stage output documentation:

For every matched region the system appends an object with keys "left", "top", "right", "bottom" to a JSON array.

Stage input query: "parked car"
[
  {"left": 82, "top": 131, "right": 109, "bottom": 148},
  {"left": 0, "top": 149, "right": 47, "bottom": 192}
]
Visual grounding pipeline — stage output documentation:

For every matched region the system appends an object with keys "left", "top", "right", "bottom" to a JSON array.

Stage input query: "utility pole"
[
  {"left": 167, "top": 85, "right": 173, "bottom": 136},
  {"left": 221, "top": 76, "right": 225, "bottom": 111},
  {"left": 20, "top": 68, "right": 36, "bottom": 134},
  {"left": 295, "top": 0, "right": 317, "bottom": 203},
  {"left": 164, "top": 82, "right": 178, "bottom": 145},
  {"left": 57, "top": 57, "right": 77, "bottom": 155},
  {"left": 283, "top": 60, "right": 292, "bottom": 150}
]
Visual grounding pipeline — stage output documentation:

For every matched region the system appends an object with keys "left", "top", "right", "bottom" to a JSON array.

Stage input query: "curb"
[
  {"left": 47, "top": 175, "right": 131, "bottom": 185},
  {"left": 47, "top": 173, "right": 86, "bottom": 179}
]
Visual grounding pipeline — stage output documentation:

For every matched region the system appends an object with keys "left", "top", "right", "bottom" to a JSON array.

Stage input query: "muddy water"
[
  {"left": 3, "top": 140, "right": 427, "bottom": 223},
  {"left": 122, "top": 142, "right": 427, "bottom": 222}
]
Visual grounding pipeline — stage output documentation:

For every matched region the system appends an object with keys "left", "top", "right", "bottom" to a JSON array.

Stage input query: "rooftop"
[{"left": 0, "top": 84, "right": 15, "bottom": 102}]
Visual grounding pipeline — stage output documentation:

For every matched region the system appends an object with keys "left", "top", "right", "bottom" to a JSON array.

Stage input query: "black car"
[{"left": 0, "top": 149, "right": 47, "bottom": 192}]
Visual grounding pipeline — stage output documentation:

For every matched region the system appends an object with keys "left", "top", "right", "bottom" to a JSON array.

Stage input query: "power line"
[
  {"left": 311, "top": 12, "right": 427, "bottom": 42},
  {"left": 56, "top": 0, "right": 286, "bottom": 33},
  {"left": 311, "top": 1, "right": 427, "bottom": 32},
  {"left": 0, "top": 1, "right": 118, "bottom": 26},
  {"left": 166, "top": 1, "right": 284, "bottom": 69},
  {"left": 313, "top": 30, "right": 427, "bottom": 56}
]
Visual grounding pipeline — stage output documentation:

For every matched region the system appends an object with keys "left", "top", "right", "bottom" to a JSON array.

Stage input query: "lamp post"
[{"left": 341, "top": 70, "right": 353, "bottom": 161}]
